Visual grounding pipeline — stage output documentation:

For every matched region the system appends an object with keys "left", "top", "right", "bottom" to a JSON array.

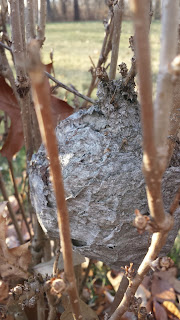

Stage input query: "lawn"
[{"left": 42, "top": 20, "right": 161, "bottom": 101}]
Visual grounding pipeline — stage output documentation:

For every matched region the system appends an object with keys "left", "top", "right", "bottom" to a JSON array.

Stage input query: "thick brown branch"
[{"left": 28, "top": 40, "right": 82, "bottom": 320}]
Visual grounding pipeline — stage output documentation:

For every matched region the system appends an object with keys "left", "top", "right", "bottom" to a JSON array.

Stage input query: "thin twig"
[
  {"left": 53, "top": 245, "right": 61, "bottom": 276},
  {"left": 108, "top": 275, "right": 129, "bottom": 317},
  {"left": 169, "top": 187, "right": 180, "bottom": 215},
  {"left": 0, "top": 171, "right": 24, "bottom": 244},
  {"left": 82, "top": 8, "right": 114, "bottom": 108},
  {"left": 109, "top": 0, "right": 124, "bottom": 80},
  {"left": 8, "top": 160, "right": 32, "bottom": 240},
  {"left": 28, "top": 40, "right": 82, "bottom": 320},
  {"left": 45, "top": 71, "right": 95, "bottom": 104},
  {"left": 0, "top": 41, "right": 12, "bottom": 51},
  {"left": 79, "top": 259, "right": 93, "bottom": 296}
]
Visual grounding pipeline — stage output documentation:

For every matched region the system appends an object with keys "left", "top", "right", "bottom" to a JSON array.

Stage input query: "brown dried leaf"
[
  {"left": 0, "top": 76, "right": 24, "bottom": 160},
  {"left": 44, "top": 62, "right": 53, "bottom": 74},
  {"left": 50, "top": 95, "right": 73, "bottom": 127},
  {"left": 0, "top": 213, "right": 31, "bottom": 279},
  {"left": 153, "top": 299, "right": 168, "bottom": 320},
  {"left": 151, "top": 273, "right": 176, "bottom": 303},
  {"left": 45, "top": 62, "right": 73, "bottom": 126}
]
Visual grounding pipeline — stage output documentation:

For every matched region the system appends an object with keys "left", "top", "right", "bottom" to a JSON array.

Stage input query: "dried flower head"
[
  {"left": 151, "top": 256, "right": 174, "bottom": 271},
  {"left": 133, "top": 209, "right": 149, "bottom": 234}
]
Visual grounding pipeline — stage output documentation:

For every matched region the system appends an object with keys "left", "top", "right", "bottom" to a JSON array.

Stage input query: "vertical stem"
[
  {"left": 131, "top": 0, "right": 155, "bottom": 159},
  {"left": 82, "top": 13, "right": 114, "bottom": 108},
  {"left": 154, "top": 0, "right": 179, "bottom": 167},
  {"left": 28, "top": 41, "right": 82, "bottom": 320},
  {"left": 25, "top": 0, "right": 36, "bottom": 42},
  {"left": 0, "top": 171, "right": 24, "bottom": 244},
  {"left": 109, "top": 0, "right": 124, "bottom": 80},
  {"left": 9, "top": 0, "right": 34, "bottom": 160},
  {"left": 8, "top": 160, "right": 32, "bottom": 240},
  {"left": 37, "top": 0, "right": 47, "bottom": 47}
]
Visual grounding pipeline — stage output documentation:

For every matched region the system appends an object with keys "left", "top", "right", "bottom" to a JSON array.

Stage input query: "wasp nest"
[{"left": 29, "top": 80, "right": 180, "bottom": 269}]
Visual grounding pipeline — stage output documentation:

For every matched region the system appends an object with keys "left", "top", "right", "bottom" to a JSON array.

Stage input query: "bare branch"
[
  {"left": 25, "top": 0, "right": 36, "bottom": 42},
  {"left": 132, "top": 0, "right": 155, "bottom": 159},
  {"left": 8, "top": 160, "right": 32, "bottom": 240},
  {"left": 108, "top": 275, "right": 129, "bottom": 317},
  {"left": 109, "top": 2, "right": 177, "bottom": 319},
  {"left": 169, "top": 187, "right": 180, "bottom": 215},
  {"left": 0, "top": 171, "right": 24, "bottom": 244},
  {"left": 37, "top": 0, "right": 46, "bottom": 47},
  {"left": 45, "top": 71, "right": 95, "bottom": 104},
  {"left": 0, "top": 41, "right": 12, "bottom": 51},
  {"left": 9, "top": 0, "right": 34, "bottom": 160},
  {"left": 82, "top": 8, "right": 114, "bottom": 108},
  {"left": 154, "top": 0, "right": 179, "bottom": 168},
  {"left": 28, "top": 40, "right": 82, "bottom": 320},
  {"left": 109, "top": 0, "right": 124, "bottom": 80}
]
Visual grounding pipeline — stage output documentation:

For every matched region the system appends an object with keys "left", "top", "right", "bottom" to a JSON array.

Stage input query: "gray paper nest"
[{"left": 29, "top": 80, "right": 180, "bottom": 269}]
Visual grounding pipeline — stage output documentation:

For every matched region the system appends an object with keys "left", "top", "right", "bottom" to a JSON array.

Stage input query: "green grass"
[{"left": 42, "top": 20, "right": 160, "bottom": 101}]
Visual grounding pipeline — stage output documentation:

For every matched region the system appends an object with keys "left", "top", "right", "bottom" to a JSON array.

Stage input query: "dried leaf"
[
  {"left": 0, "top": 76, "right": 24, "bottom": 160},
  {"left": 45, "top": 62, "right": 73, "bottom": 126},
  {"left": 45, "top": 62, "right": 53, "bottom": 74},
  {"left": 50, "top": 95, "right": 73, "bottom": 127},
  {"left": 163, "top": 301, "right": 180, "bottom": 319},
  {"left": 151, "top": 273, "right": 176, "bottom": 303},
  {"left": 61, "top": 295, "right": 98, "bottom": 320},
  {"left": 0, "top": 71, "right": 73, "bottom": 159},
  {"left": 0, "top": 213, "right": 31, "bottom": 279},
  {"left": 153, "top": 299, "right": 168, "bottom": 320}
]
